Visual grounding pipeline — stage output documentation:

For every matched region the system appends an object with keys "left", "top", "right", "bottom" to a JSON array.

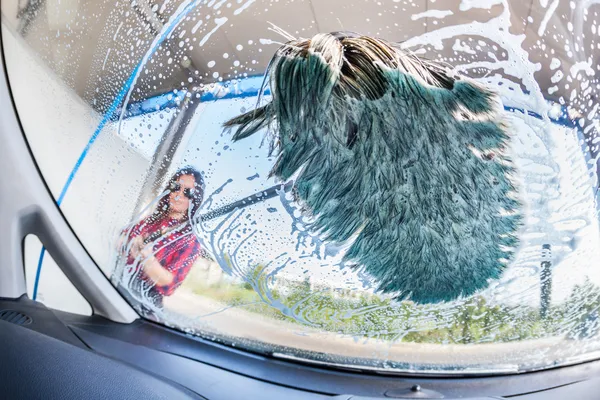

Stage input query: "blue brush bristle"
[{"left": 224, "top": 32, "right": 521, "bottom": 304}]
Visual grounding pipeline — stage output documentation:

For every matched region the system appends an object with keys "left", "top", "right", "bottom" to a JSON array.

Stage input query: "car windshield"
[{"left": 3, "top": 0, "right": 600, "bottom": 374}]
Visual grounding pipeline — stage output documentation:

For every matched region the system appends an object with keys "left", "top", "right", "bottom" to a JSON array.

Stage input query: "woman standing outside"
[{"left": 114, "top": 166, "right": 205, "bottom": 314}]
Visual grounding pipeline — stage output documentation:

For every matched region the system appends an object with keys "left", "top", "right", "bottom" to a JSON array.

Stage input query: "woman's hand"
[
  {"left": 140, "top": 243, "right": 155, "bottom": 259},
  {"left": 129, "top": 231, "right": 174, "bottom": 286},
  {"left": 130, "top": 235, "right": 145, "bottom": 258}
]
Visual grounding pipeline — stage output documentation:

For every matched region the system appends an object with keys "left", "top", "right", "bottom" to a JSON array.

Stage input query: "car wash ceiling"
[{"left": 2, "top": 0, "right": 597, "bottom": 116}]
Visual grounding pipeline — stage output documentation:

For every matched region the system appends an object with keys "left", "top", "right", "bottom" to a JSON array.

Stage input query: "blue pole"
[{"left": 32, "top": 0, "right": 200, "bottom": 300}]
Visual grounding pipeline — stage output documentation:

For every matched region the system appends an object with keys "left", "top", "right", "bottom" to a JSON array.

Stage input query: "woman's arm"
[
  {"left": 117, "top": 220, "right": 146, "bottom": 255},
  {"left": 140, "top": 248, "right": 174, "bottom": 286}
]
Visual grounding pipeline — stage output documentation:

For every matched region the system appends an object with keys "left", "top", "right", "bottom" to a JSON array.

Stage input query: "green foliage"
[{"left": 183, "top": 265, "right": 600, "bottom": 344}]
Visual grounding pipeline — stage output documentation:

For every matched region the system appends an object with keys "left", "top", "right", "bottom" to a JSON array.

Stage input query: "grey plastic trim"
[{"left": 0, "top": 26, "right": 138, "bottom": 323}]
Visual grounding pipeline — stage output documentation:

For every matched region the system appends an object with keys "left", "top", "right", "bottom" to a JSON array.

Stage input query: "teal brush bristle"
[{"left": 224, "top": 32, "right": 521, "bottom": 304}]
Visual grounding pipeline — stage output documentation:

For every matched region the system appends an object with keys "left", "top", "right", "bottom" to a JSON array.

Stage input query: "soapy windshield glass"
[{"left": 3, "top": 0, "right": 600, "bottom": 374}]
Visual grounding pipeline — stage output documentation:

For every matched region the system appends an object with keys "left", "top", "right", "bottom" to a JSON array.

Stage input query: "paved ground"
[{"left": 164, "top": 288, "right": 584, "bottom": 372}]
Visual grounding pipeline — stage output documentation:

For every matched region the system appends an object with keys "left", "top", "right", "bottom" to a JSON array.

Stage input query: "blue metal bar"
[{"left": 31, "top": 247, "right": 46, "bottom": 301}]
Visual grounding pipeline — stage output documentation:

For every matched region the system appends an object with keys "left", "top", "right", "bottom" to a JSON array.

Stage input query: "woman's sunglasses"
[{"left": 168, "top": 182, "right": 196, "bottom": 199}]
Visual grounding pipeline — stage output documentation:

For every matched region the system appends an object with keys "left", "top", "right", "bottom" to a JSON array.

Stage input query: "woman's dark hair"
[{"left": 153, "top": 166, "right": 205, "bottom": 221}]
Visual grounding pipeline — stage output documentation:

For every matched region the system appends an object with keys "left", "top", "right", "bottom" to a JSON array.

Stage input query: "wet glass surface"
[{"left": 3, "top": 0, "right": 600, "bottom": 374}]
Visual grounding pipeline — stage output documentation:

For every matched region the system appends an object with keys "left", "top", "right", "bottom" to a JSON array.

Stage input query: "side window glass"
[{"left": 24, "top": 235, "right": 92, "bottom": 316}]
